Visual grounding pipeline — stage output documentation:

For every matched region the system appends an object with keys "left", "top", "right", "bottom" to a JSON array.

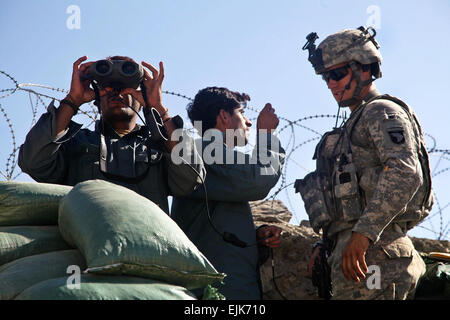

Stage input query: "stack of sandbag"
[
  {"left": 0, "top": 181, "right": 75, "bottom": 299},
  {"left": 0, "top": 180, "right": 225, "bottom": 300}
]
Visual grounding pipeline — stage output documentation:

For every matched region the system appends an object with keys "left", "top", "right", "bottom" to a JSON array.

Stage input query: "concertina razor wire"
[{"left": 0, "top": 70, "right": 449, "bottom": 241}]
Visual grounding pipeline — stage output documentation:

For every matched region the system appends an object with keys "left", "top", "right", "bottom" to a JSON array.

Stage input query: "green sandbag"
[
  {"left": 59, "top": 180, "right": 225, "bottom": 290},
  {"left": 415, "top": 262, "right": 450, "bottom": 299},
  {"left": 0, "top": 249, "right": 86, "bottom": 300},
  {"left": 0, "top": 226, "right": 71, "bottom": 266},
  {"left": 0, "top": 181, "right": 72, "bottom": 226},
  {"left": 15, "top": 274, "right": 197, "bottom": 300}
]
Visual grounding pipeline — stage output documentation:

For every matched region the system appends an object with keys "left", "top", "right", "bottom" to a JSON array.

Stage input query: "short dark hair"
[
  {"left": 107, "top": 55, "right": 136, "bottom": 63},
  {"left": 187, "top": 87, "right": 250, "bottom": 135}
]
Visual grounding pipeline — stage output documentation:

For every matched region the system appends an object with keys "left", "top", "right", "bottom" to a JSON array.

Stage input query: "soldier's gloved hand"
[{"left": 342, "top": 232, "right": 370, "bottom": 282}]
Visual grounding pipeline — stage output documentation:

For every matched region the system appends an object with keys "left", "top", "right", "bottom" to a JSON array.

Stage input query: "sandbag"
[
  {"left": 0, "top": 181, "right": 72, "bottom": 226},
  {"left": 0, "top": 249, "right": 86, "bottom": 300},
  {"left": 15, "top": 274, "right": 197, "bottom": 300},
  {"left": 0, "top": 226, "right": 71, "bottom": 266},
  {"left": 59, "top": 180, "right": 225, "bottom": 290},
  {"left": 415, "top": 261, "right": 450, "bottom": 299}
]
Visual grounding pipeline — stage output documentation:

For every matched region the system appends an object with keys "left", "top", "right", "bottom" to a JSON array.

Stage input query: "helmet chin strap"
[
  {"left": 338, "top": 61, "right": 374, "bottom": 108},
  {"left": 333, "top": 61, "right": 375, "bottom": 127},
  {"left": 334, "top": 69, "right": 354, "bottom": 128}
]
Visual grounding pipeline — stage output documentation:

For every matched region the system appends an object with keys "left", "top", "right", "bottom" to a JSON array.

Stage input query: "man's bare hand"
[
  {"left": 122, "top": 61, "right": 167, "bottom": 116},
  {"left": 67, "top": 56, "right": 95, "bottom": 106},
  {"left": 257, "top": 103, "right": 279, "bottom": 131},
  {"left": 341, "top": 232, "right": 370, "bottom": 282},
  {"left": 257, "top": 225, "right": 282, "bottom": 248}
]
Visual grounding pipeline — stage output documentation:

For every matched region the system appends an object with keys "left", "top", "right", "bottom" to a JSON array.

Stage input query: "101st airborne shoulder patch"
[{"left": 381, "top": 111, "right": 410, "bottom": 147}]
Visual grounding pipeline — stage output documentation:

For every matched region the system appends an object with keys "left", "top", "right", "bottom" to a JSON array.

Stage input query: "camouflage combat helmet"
[
  {"left": 302, "top": 26, "right": 382, "bottom": 108},
  {"left": 303, "top": 26, "right": 382, "bottom": 77}
]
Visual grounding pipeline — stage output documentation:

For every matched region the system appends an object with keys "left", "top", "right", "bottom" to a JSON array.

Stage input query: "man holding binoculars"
[{"left": 18, "top": 56, "right": 205, "bottom": 213}]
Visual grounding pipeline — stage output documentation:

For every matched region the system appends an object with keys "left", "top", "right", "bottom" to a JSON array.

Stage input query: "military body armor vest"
[{"left": 295, "top": 95, "right": 433, "bottom": 233}]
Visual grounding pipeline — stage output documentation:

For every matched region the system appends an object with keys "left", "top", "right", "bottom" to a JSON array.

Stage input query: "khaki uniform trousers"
[{"left": 328, "top": 224, "right": 426, "bottom": 300}]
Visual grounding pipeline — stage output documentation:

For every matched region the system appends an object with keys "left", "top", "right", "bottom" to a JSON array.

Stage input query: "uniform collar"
[
  {"left": 351, "top": 87, "right": 382, "bottom": 114},
  {"left": 95, "top": 119, "right": 143, "bottom": 139},
  {"left": 361, "top": 87, "right": 381, "bottom": 104}
]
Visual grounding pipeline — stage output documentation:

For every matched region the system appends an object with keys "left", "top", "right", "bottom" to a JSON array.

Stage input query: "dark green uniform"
[
  {"left": 18, "top": 101, "right": 205, "bottom": 213},
  {"left": 171, "top": 129, "right": 285, "bottom": 299}
]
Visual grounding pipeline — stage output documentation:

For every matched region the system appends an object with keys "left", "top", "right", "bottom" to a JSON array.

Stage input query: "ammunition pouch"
[
  {"left": 332, "top": 161, "right": 364, "bottom": 223},
  {"left": 295, "top": 172, "right": 333, "bottom": 233}
]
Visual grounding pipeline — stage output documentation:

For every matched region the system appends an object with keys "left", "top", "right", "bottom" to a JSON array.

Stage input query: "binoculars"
[{"left": 82, "top": 59, "right": 144, "bottom": 89}]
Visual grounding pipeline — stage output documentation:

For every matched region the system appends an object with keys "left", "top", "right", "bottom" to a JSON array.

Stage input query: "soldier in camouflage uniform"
[{"left": 296, "top": 27, "right": 433, "bottom": 299}]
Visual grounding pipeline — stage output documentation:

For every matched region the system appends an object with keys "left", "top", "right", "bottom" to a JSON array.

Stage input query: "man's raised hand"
[
  {"left": 257, "top": 103, "right": 279, "bottom": 131},
  {"left": 67, "top": 56, "right": 95, "bottom": 107}
]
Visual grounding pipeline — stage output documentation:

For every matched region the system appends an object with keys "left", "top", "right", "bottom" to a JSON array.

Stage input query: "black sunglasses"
[{"left": 321, "top": 65, "right": 350, "bottom": 83}]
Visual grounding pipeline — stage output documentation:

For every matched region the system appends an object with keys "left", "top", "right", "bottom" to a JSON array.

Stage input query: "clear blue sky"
[{"left": 1, "top": 0, "right": 449, "bottom": 240}]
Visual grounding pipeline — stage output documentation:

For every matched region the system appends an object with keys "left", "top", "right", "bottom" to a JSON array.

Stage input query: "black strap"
[
  {"left": 140, "top": 82, "right": 169, "bottom": 142},
  {"left": 99, "top": 130, "right": 152, "bottom": 184},
  {"left": 98, "top": 119, "right": 165, "bottom": 184},
  {"left": 60, "top": 98, "right": 79, "bottom": 114}
]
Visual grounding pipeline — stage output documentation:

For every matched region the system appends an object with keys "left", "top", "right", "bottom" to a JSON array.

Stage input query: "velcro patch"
[{"left": 388, "top": 130, "right": 405, "bottom": 144}]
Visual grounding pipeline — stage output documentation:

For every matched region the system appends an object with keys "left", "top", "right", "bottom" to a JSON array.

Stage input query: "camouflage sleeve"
[{"left": 352, "top": 100, "right": 423, "bottom": 243}]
